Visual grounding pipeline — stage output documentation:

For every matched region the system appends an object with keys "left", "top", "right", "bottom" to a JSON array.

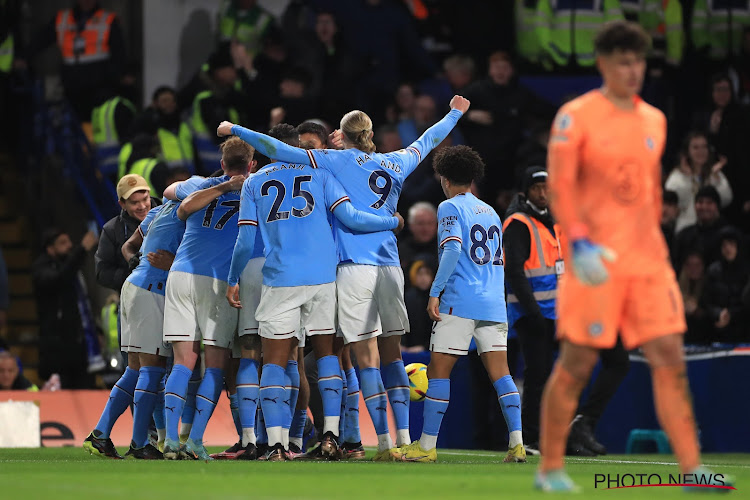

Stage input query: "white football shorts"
[
  {"left": 163, "top": 271, "right": 238, "bottom": 349},
  {"left": 430, "top": 314, "right": 508, "bottom": 355},
  {"left": 238, "top": 257, "right": 264, "bottom": 338},
  {"left": 256, "top": 282, "right": 336, "bottom": 342},
  {"left": 336, "top": 263, "right": 409, "bottom": 344},
  {"left": 120, "top": 280, "right": 172, "bottom": 356}
]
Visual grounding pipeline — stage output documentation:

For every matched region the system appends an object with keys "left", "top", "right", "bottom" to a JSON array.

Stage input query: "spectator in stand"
[
  {"left": 394, "top": 83, "right": 417, "bottom": 122},
  {"left": 89, "top": 62, "right": 139, "bottom": 180},
  {"left": 702, "top": 227, "right": 749, "bottom": 343},
  {"left": 374, "top": 124, "right": 403, "bottom": 153},
  {"left": 692, "top": 73, "right": 749, "bottom": 221},
  {"left": 184, "top": 44, "right": 249, "bottom": 174},
  {"left": 662, "top": 190, "right": 680, "bottom": 251},
  {"left": 117, "top": 134, "right": 172, "bottom": 198},
  {"left": 461, "top": 51, "right": 555, "bottom": 201},
  {"left": 32, "top": 228, "right": 99, "bottom": 388},
  {"left": 397, "top": 94, "right": 464, "bottom": 148},
  {"left": 679, "top": 251, "right": 711, "bottom": 344},
  {"left": 514, "top": 122, "right": 550, "bottom": 182},
  {"left": 664, "top": 131, "right": 733, "bottom": 232},
  {"left": 672, "top": 185, "right": 728, "bottom": 272},
  {"left": 0, "top": 350, "right": 38, "bottom": 391},
  {"left": 130, "top": 86, "right": 194, "bottom": 173},
  {"left": 397, "top": 202, "right": 438, "bottom": 276},
  {"left": 288, "top": 10, "right": 358, "bottom": 126},
  {"left": 314, "top": 0, "right": 437, "bottom": 123},
  {"left": 95, "top": 174, "right": 158, "bottom": 294},
  {"left": 403, "top": 260, "right": 434, "bottom": 352},
  {"left": 443, "top": 55, "right": 476, "bottom": 94},
  {"left": 268, "top": 67, "right": 316, "bottom": 129},
  {"left": 19, "top": 0, "right": 127, "bottom": 121},
  {"left": 217, "top": 0, "right": 276, "bottom": 58}
]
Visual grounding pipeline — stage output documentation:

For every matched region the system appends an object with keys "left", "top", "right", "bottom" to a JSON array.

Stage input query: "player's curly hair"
[
  {"left": 595, "top": 20, "right": 650, "bottom": 56},
  {"left": 220, "top": 136, "right": 255, "bottom": 171},
  {"left": 432, "top": 145, "right": 484, "bottom": 186},
  {"left": 269, "top": 123, "right": 300, "bottom": 147},
  {"left": 340, "top": 110, "right": 376, "bottom": 154},
  {"left": 297, "top": 121, "right": 328, "bottom": 149}
]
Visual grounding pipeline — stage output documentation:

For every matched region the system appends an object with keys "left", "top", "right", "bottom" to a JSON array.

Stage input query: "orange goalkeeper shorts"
[{"left": 556, "top": 263, "right": 686, "bottom": 350}]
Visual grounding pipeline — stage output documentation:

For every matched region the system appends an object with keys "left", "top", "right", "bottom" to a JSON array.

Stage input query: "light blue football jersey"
[
  {"left": 435, "top": 192, "right": 507, "bottom": 323},
  {"left": 238, "top": 173, "right": 265, "bottom": 261},
  {"left": 305, "top": 147, "right": 421, "bottom": 266},
  {"left": 171, "top": 175, "right": 242, "bottom": 281},
  {"left": 126, "top": 201, "right": 186, "bottom": 296},
  {"left": 239, "top": 162, "right": 351, "bottom": 287}
]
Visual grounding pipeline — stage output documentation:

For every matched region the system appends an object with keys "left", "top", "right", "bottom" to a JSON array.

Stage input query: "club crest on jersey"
[
  {"left": 646, "top": 137, "right": 655, "bottom": 150},
  {"left": 588, "top": 322, "right": 603, "bottom": 337},
  {"left": 555, "top": 113, "right": 572, "bottom": 131}
]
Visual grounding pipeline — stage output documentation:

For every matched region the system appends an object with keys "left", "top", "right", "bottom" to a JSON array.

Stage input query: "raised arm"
[
  {"left": 402, "top": 96, "right": 470, "bottom": 177},
  {"left": 333, "top": 202, "right": 403, "bottom": 234},
  {"left": 177, "top": 176, "right": 245, "bottom": 221},
  {"left": 219, "top": 121, "right": 310, "bottom": 165}
]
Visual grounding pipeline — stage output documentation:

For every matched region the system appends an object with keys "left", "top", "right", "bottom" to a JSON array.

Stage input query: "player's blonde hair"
[
  {"left": 220, "top": 136, "right": 255, "bottom": 171},
  {"left": 340, "top": 110, "right": 376, "bottom": 154}
]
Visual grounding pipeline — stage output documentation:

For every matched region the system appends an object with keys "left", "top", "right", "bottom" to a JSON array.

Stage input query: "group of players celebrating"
[{"left": 82, "top": 20, "right": 731, "bottom": 492}]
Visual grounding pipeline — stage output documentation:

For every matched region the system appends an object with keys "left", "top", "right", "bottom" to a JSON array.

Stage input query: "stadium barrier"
[{"left": 0, "top": 390, "right": 395, "bottom": 448}]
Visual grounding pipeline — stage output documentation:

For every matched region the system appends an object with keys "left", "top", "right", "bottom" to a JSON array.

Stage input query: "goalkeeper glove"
[{"left": 571, "top": 239, "right": 616, "bottom": 286}]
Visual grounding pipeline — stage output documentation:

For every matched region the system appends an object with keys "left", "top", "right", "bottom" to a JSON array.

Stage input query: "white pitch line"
[{"left": 566, "top": 457, "right": 750, "bottom": 469}]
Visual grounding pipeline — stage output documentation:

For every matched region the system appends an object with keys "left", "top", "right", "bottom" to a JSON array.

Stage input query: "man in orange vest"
[
  {"left": 19, "top": 0, "right": 126, "bottom": 120},
  {"left": 503, "top": 166, "right": 630, "bottom": 458}
]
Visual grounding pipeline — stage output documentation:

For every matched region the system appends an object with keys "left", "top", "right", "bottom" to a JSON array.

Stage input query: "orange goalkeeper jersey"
[{"left": 548, "top": 90, "right": 669, "bottom": 277}]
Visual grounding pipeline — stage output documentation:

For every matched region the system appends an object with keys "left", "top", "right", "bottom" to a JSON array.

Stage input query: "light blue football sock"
[
  {"left": 164, "top": 364, "right": 192, "bottom": 442},
  {"left": 181, "top": 368, "right": 201, "bottom": 426},
  {"left": 383, "top": 360, "right": 411, "bottom": 438},
  {"left": 94, "top": 366, "right": 139, "bottom": 438},
  {"left": 317, "top": 355, "right": 344, "bottom": 436},
  {"left": 229, "top": 392, "right": 241, "bottom": 439},
  {"left": 131, "top": 366, "right": 165, "bottom": 447},
  {"left": 360, "top": 367, "right": 390, "bottom": 439},
  {"left": 494, "top": 375, "right": 523, "bottom": 447},
  {"left": 285, "top": 361, "right": 300, "bottom": 433},
  {"left": 237, "top": 358, "right": 260, "bottom": 443},
  {"left": 152, "top": 372, "right": 166, "bottom": 432},
  {"left": 344, "top": 367, "right": 362, "bottom": 444},
  {"left": 419, "top": 378, "right": 450, "bottom": 451},
  {"left": 259, "top": 363, "right": 286, "bottom": 446},
  {"left": 188, "top": 368, "right": 224, "bottom": 442}
]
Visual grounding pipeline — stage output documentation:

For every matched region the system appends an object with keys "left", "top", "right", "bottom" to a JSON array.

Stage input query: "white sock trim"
[
  {"left": 179, "top": 423, "right": 192, "bottom": 437},
  {"left": 241, "top": 428, "right": 256, "bottom": 447},
  {"left": 266, "top": 426, "right": 283, "bottom": 447},
  {"left": 396, "top": 429, "right": 411, "bottom": 446},
  {"left": 509, "top": 430, "right": 523, "bottom": 448},
  {"left": 377, "top": 433, "right": 394, "bottom": 451},
  {"left": 323, "top": 416, "right": 340, "bottom": 436},
  {"left": 419, "top": 433, "right": 437, "bottom": 451}
]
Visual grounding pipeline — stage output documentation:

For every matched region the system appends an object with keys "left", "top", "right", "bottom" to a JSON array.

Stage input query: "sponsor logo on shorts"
[{"left": 588, "top": 322, "right": 603, "bottom": 337}]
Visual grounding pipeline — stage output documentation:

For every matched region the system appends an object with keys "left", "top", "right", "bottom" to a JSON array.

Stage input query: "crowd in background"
[{"left": 0, "top": 0, "right": 750, "bottom": 392}]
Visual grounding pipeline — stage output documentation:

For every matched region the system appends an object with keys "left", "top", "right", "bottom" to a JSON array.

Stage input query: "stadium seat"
[{"left": 625, "top": 429, "right": 671, "bottom": 454}]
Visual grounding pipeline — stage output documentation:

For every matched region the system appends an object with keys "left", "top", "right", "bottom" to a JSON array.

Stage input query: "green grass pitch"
[{"left": 0, "top": 448, "right": 746, "bottom": 499}]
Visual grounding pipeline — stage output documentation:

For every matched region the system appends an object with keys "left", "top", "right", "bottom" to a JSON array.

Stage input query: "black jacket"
[
  {"left": 32, "top": 246, "right": 87, "bottom": 342},
  {"left": 95, "top": 200, "right": 159, "bottom": 292},
  {"left": 702, "top": 255, "right": 750, "bottom": 343},
  {"left": 503, "top": 194, "right": 557, "bottom": 320},
  {"left": 671, "top": 218, "right": 728, "bottom": 272}
]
